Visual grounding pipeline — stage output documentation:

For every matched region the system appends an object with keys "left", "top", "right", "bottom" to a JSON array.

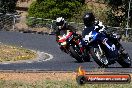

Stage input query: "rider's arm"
[
  {"left": 95, "top": 21, "right": 107, "bottom": 33},
  {"left": 67, "top": 24, "right": 78, "bottom": 32}
]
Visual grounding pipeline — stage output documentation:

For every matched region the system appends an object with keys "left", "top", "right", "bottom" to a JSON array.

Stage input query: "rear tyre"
[
  {"left": 117, "top": 53, "right": 131, "bottom": 68},
  {"left": 83, "top": 55, "right": 91, "bottom": 62},
  {"left": 82, "top": 49, "right": 91, "bottom": 62},
  {"left": 69, "top": 46, "right": 84, "bottom": 62},
  {"left": 89, "top": 47, "right": 108, "bottom": 68}
]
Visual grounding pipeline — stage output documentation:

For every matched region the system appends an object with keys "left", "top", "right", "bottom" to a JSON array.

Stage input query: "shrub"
[{"left": 28, "top": 0, "right": 84, "bottom": 19}]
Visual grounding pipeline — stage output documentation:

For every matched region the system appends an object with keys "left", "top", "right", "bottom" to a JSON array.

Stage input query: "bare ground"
[{"left": 0, "top": 72, "right": 77, "bottom": 83}]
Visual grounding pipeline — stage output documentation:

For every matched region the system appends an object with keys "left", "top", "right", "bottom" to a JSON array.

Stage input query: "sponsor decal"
[{"left": 76, "top": 66, "right": 131, "bottom": 85}]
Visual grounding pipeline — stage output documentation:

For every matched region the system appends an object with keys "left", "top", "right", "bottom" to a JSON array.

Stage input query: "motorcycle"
[
  {"left": 84, "top": 27, "right": 131, "bottom": 67},
  {"left": 56, "top": 31, "right": 90, "bottom": 62}
]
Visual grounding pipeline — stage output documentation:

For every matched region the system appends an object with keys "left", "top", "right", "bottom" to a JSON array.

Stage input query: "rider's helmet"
[
  {"left": 56, "top": 17, "right": 66, "bottom": 30},
  {"left": 83, "top": 12, "right": 95, "bottom": 27}
]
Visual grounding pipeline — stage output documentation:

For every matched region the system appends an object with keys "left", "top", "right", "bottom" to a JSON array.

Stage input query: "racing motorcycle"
[
  {"left": 84, "top": 27, "right": 131, "bottom": 67},
  {"left": 56, "top": 31, "right": 90, "bottom": 62}
]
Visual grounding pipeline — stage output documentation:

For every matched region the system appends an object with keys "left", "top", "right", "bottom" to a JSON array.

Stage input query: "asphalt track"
[{"left": 0, "top": 31, "right": 132, "bottom": 73}]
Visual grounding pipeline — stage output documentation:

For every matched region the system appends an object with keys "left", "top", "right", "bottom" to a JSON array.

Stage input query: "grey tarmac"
[{"left": 0, "top": 31, "right": 131, "bottom": 73}]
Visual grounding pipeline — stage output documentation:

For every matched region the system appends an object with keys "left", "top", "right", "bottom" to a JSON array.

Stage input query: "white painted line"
[
  {"left": 26, "top": 61, "right": 33, "bottom": 63},
  {"left": 42, "top": 53, "right": 54, "bottom": 61},
  {"left": 0, "top": 50, "right": 53, "bottom": 64},
  {"left": 2, "top": 63, "right": 10, "bottom": 64}
]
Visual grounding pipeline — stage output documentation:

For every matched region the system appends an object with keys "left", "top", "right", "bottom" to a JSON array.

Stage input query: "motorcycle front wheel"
[
  {"left": 89, "top": 47, "right": 108, "bottom": 68},
  {"left": 69, "top": 46, "right": 84, "bottom": 62}
]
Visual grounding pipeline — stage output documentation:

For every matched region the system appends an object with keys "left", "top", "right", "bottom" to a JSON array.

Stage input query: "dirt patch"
[
  {"left": 17, "top": 0, "right": 33, "bottom": 8},
  {"left": 15, "top": 0, "right": 52, "bottom": 34},
  {"left": 0, "top": 72, "right": 77, "bottom": 83},
  {"left": 15, "top": 11, "right": 52, "bottom": 34}
]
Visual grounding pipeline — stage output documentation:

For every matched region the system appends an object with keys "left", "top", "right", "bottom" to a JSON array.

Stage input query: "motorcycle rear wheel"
[{"left": 117, "top": 53, "right": 131, "bottom": 68}]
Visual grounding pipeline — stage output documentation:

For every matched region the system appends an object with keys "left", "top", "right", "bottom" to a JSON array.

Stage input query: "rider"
[
  {"left": 55, "top": 17, "right": 79, "bottom": 52},
  {"left": 82, "top": 12, "right": 122, "bottom": 64},
  {"left": 81, "top": 12, "right": 105, "bottom": 45}
]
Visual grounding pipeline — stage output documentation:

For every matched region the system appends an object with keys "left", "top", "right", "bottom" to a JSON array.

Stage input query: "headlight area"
[{"left": 61, "top": 41, "right": 67, "bottom": 46}]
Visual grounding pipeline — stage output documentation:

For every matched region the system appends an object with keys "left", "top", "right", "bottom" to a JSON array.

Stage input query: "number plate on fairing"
[{"left": 68, "top": 35, "right": 73, "bottom": 41}]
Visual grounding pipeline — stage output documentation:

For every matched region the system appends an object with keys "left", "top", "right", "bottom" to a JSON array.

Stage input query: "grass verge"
[
  {"left": 0, "top": 72, "right": 131, "bottom": 88},
  {"left": 0, "top": 44, "right": 37, "bottom": 62},
  {"left": 0, "top": 77, "right": 131, "bottom": 88}
]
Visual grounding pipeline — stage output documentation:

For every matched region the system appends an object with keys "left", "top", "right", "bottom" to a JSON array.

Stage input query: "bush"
[
  {"left": 26, "top": 17, "right": 52, "bottom": 28},
  {"left": 28, "top": 0, "right": 84, "bottom": 19}
]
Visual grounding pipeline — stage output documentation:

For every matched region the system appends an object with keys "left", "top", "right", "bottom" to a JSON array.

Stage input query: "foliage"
[
  {"left": 105, "top": 0, "right": 132, "bottom": 27},
  {"left": 69, "top": 4, "right": 91, "bottom": 23},
  {"left": 70, "top": 2, "right": 108, "bottom": 24},
  {"left": 107, "top": 0, "right": 123, "bottom": 6},
  {"left": 28, "top": 0, "right": 84, "bottom": 19},
  {"left": 26, "top": 17, "right": 52, "bottom": 28},
  {"left": 0, "top": 0, "right": 18, "bottom": 13},
  {"left": 28, "top": 0, "right": 132, "bottom": 28}
]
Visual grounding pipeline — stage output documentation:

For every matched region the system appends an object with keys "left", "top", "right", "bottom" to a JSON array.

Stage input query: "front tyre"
[
  {"left": 89, "top": 47, "right": 108, "bottom": 68},
  {"left": 69, "top": 46, "right": 84, "bottom": 62},
  {"left": 82, "top": 54, "right": 90, "bottom": 62}
]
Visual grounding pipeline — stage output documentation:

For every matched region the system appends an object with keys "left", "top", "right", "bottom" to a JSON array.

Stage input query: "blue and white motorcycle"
[{"left": 84, "top": 26, "right": 131, "bottom": 67}]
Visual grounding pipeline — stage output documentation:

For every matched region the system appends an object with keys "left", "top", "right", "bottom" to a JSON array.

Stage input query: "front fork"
[
  {"left": 102, "top": 38, "right": 116, "bottom": 51},
  {"left": 98, "top": 44, "right": 104, "bottom": 56}
]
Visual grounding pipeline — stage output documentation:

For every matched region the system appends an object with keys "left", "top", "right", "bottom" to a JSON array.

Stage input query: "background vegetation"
[
  {"left": 0, "top": 0, "right": 131, "bottom": 27},
  {"left": 0, "top": 0, "right": 18, "bottom": 13},
  {"left": 28, "top": 0, "right": 85, "bottom": 19},
  {"left": 27, "top": 0, "right": 132, "bottom": 27},
  {"left": 106, "top": 0, "right": 132, "bottom": 27}
]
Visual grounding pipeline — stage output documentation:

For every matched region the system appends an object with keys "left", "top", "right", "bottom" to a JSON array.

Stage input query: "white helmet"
[{"left": 56, "top": 17, "right": 65, "bottom": 29}]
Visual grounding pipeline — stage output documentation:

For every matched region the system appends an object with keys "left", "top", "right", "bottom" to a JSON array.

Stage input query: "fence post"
[
  {"left": 49, "top": 20, "right": 54, "bottom": 34},
  {"left": 12, "top": 15, "right": 16, "bottom": 30},
  {"left": 126, "top": 0, "right": 132, "bottom": 37}
]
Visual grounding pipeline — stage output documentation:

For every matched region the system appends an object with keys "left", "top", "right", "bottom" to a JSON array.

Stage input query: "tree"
[
  {"left": 28, "top": 0, "right": 84, "bottom": 19},
  {"left": 108, "top": 0, "right": 123, "bottom": 6},
  {"left": 105, "top": 0, "right": 132, "bottom": 27},
  {"left": 0, "top": 0, "right": 18, "bottom": 13}
]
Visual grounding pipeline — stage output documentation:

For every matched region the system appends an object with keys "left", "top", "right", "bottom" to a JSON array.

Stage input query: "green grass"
[
  {"left": 0, "top": 79, "right": 131, "bottom": 88},
  {"left": 0, "top": 44, "right": 37, "bottom": 62}
]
